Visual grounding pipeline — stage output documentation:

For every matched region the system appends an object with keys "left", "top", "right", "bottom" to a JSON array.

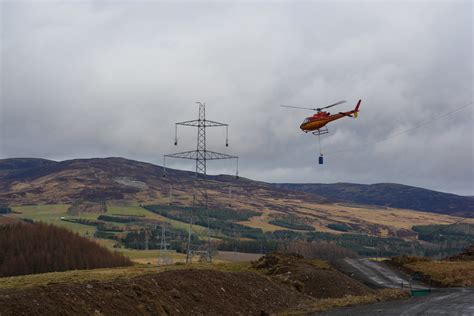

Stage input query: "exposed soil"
[
  {"left": 0, "top": 269, "right": 309, "bottom": 315},
  {"left": 252, "top": 253, "right": 374, "bottom": 299}
]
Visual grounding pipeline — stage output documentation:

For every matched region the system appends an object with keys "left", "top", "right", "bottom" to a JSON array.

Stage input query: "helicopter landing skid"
[{"left": 311, "top": 127, "right": 329, "bottom": 136}]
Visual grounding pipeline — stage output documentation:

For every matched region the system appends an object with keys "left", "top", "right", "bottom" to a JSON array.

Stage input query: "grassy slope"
[
  {"left": 0, "top": 261, "right": 259, "bottom": 291},
  {"left": 405, "top": 261, "right": 474, "bottom": 287},
  {"left": 389, "top": 255, "right": 474, "bottom": 287},
  {"left": 12, "top": 204, "right": 97, "bottom": 235}
]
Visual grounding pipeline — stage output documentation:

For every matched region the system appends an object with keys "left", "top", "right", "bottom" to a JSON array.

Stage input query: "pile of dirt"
[
  {"left": 0, "top": 269, "right": 309, "bottom": 315},
  {"left": 449, "top": 245, "right": 474, "bottom": 261},
  {"left": 252, "top": 253, "right": 373, "bottom": 299}
]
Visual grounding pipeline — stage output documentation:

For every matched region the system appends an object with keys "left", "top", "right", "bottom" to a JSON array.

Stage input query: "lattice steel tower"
[{"left": 164, "top": 102, "right": 238, "bottom": 262}]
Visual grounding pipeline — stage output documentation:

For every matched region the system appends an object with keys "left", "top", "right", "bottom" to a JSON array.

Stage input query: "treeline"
[
  {"left": 0, "top": 222, "right": 132, "bottom": 277},
  {"left": 269, "top": 215, "right": 315, "bottom": 231},
  {"left": 97, "top": 215, "right": 138, "bottom": 223},
  {"left": 215, "top": 229, "right": 423, "bottom": 257},
  {"left": 327, "top": 223, "right": 351, "bottom": 232},
  {"left": 0, "top": 207, "right": 12, "bottom": 214},
  {"left": 278, "top": 241, "right": 358, "bottom": 261},
  {"left": 62, "top": 218, "right": 125, "bottom": 232},
  {"left": 144, "top": 205, "right": 262, "bottom": 239},
  {"left": 413, "top": 224, "right": 474, "bottom": 242},
  {"left": 218, "top": 239, "right": 279, "bottom": 253},
  {"left": 144, "top": 205, "right": 259, "bottom": 222}
]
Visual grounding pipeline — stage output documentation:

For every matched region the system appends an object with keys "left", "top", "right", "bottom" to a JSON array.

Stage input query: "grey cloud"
[{"left": 0, "top": 1, "right": 472, "bottom": 195}]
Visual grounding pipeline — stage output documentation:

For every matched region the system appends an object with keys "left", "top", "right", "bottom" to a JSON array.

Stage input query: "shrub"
[
  {"left": 327, "top": 223, "right": 351, "bottom": 232},
  {"left": 268, "top": 215, "right": 315, "bottom": 231},
  {"left": 0, "top": 207, "right": 12, "bottom": 214}
]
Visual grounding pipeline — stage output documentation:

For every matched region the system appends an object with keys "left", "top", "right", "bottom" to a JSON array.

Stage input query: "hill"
[
  {"left": 274, "top": 183, "right": 473, "bottom": 217},
  {"left": 0, "top": 157, "right": 325, "bottom": 206},
  {"left": 0, "top": 157, "right": 472, "bottom": 250},
  {"left": 0, "top": 222, "right": 131, "bottom": 277}
]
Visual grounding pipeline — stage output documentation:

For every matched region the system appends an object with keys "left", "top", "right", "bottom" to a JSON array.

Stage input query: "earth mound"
[
  {"left": 252, "top": 253, "right": 373, "bottom": 298},
  {"left": 0, "top": 269, "right": 309, "bottom": 315}
]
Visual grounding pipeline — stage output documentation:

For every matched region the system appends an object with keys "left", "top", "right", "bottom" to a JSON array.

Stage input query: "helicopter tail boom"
[
  {"left": 353, "top": 99, "right": 361, "bottom": 118},
  {"left": 354, "top": 99, "right": 361, "bottom": 112}
]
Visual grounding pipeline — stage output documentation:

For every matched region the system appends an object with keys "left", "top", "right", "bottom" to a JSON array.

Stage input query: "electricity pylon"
[
  {"left": 164, "top": 102, "right": 238, "bottom": 263},
  {"left": 158, "top": 185, "right": 172, "bottom": 266}
]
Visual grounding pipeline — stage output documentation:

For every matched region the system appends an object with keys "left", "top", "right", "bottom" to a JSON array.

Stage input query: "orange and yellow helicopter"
[
  {"left": 281, "top": 99, "right": 362, "bottom": 164},
  {"left": 281, "top": 99, "right": 361, "bottom": 135}
]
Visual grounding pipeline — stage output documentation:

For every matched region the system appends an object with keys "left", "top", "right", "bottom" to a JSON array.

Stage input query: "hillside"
[
  {"left": 274, "top": 183, "right": 473, "bottom": 217},
  {"left": 0, "top": 157, "right": 472, "bottom": 248},
  {"left": 0, "top": 157, "right": 326, "bottom": 206}
]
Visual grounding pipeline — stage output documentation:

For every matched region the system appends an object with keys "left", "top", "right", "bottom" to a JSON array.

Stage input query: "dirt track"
[{"left": 0, "top": 269, "right": 309, "bottom": 315}]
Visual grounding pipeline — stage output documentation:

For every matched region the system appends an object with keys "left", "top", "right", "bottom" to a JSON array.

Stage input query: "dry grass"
[
  {"left": 283, "top": 289, "right": 409, "bottom": 315},
  {"left": 295, "top": 202, "right": 473, "bottom": 233},
  {"left": 231, "top": 197, "right": 473, "bottom": 238},
  {"left": 237, "top": 212, "right": 288, "bottom": 232},
  {"left": 0, "top": 265, "right": 158, "bottom": 290},
  {"left": 0, "top": 260, "right": 257, "bottom": 291},
  {"left": 405, "top": 260, "right": 474, "bottom": 287},
  {"left": 308, "top": 259, "right": 331, "bottom": 269}
]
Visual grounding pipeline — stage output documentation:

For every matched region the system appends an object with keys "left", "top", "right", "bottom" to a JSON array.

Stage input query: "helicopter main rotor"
[{"left": 281, "top": 100, "right": 346, "bottom": 112}]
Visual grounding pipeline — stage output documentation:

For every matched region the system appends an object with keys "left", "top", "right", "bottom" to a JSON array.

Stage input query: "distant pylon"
[
  {"left": 164, "top": 102, "right": 239, "bottom": 263},
  {"left": 158, "top": 185, "right": 172, "bottom": 266}
]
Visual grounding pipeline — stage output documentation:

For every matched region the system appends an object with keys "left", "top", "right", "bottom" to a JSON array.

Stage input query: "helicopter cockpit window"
[{"left": 302, "top": 118, "right": 311, "bottom": 124}]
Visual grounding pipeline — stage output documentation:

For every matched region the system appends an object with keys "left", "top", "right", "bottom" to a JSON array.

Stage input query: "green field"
[
  {"left": 10, "top": 203, "right": 209, "bottom": 236},
  {"left": 12, "top": 204, "right": 97, "bottom": 236}
]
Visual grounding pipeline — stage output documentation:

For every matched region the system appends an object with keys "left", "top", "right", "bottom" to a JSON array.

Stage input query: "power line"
[{"left": 326, "top": 101, "right": 473, "bottom": 155}]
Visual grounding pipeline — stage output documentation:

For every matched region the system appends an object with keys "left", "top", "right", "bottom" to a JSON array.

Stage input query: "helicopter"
[
  {"left": 281, "top": 99, "right": 361, "bottom": 134},
  {"left": 281, "top": 99, "right": 361, "bottom": 164}
]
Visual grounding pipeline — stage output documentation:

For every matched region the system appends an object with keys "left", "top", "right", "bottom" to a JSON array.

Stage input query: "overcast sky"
[{"left": 1, "top": 1, "right": 472, "bottom": 195}]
